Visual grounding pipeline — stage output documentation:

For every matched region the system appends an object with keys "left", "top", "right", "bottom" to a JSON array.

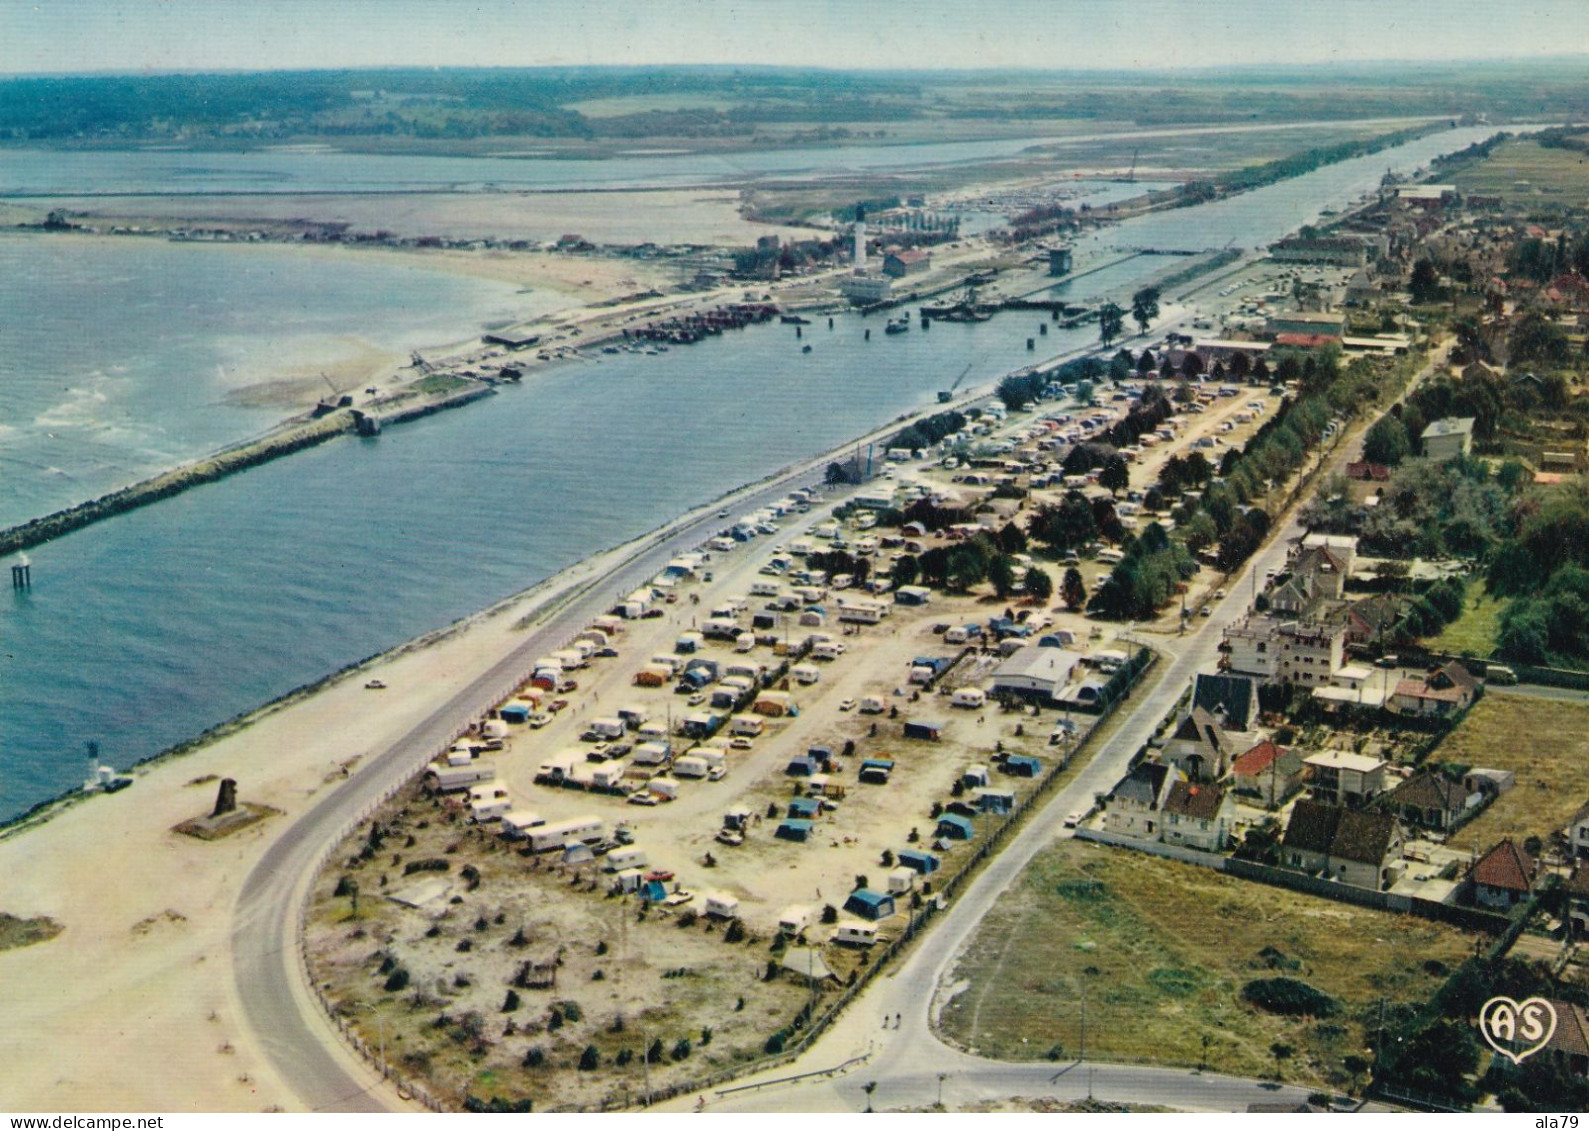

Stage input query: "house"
[
  {"left": 1390, "top": 662, "right": 1477, "bottom": 718},
  {"left": 1268, "top": 576, "right": 1315, "bottom": 617},
  {"left": 1161, "top": 707, "right": 1233, "bottom": 782},
  {"left": 1566, "top": 866, "right": 1589, "bottom": 935},
  {"left": 1160, "top": 780, "right": 1236, "bottom": 852},
  {"left": 1291, "top": 544, "right": 1349, "bottom": 602},
  {"left": 1222, "top": 616, "right": 1345, "bottom": 687},
  {"left": 1336, "top": 594, "right": 1409, "bottom": 648},
  {"left": 839, "top": 274, "right": 893, "bottom": 303},
  {"left": 1192, "top": 672, "right": 1259, "bottom": 730},
  {"left": 1383, "top": 770, "right": 1475, "bottom": 832},
  {"left": 1281, "top": 799, "right": 1404, "bottom": 890},
  {"left": 1230, "top": 740, "right": 1306, "bottom": 807},
  {"left": 1310, "top": 662, "right": 1394, "bottom": 711},
  {"left": 1569, "top": 799, "right": 1589, "bottom": 861},
  {"left": 844, "top": 888, "right": 896, "bottom": 921},
  {"left": 1104, "top": 763, "right": 1181, "bottom": 839},
  {"left": 1467, "top": 839, "right": 1536, "bottom": 910},
  {"left": 1421, "top": 417, "right": 1476, "bottom": 461},
  {"left": 1304, "top": 750, "right": 1388, "bottom": 806},
  {"left": 989, "top": 647, "right": 1081, "bottom": 704},
  {"left": 1345, "top": 460, "right": 1392, "bottom": 482},
  {"left": 882, "top": 249, "right": 931, "bottom": 278},
  {"left": 1299, "top": 533, "right": 1357, "bottom": 575}
]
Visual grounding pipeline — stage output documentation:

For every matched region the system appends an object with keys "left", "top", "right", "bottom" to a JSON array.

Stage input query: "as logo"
[{"left": 1479, "top": 996, "right": 1558, "bottom": 1065}]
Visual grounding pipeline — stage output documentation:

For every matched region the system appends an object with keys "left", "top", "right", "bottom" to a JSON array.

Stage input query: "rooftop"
[
  {"left": 1304, "top": 750, "right": 1386, "bottom": 774},
  {"left": 1421, "top": 417, "right": 1476, "bottom": 440}
]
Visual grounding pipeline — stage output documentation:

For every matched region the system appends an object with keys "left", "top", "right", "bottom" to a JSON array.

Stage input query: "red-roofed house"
[
  {"left": 1391, "top": 662, "right": 1478, "bottom": 718},
  {"left": 1230, "top": 740, "right": 1306, "bottom": 807},
  {"left": 1468, "top": 838, "right": 1536, "bottom": 910},
  {"left": 1345, "top": 461, "right": 1392, "bottom": 482}
]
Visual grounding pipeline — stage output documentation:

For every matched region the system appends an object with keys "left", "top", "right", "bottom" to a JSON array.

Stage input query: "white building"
[
  {"left": 989, "top": 647, "right": 1081, "bottom": 702},
  {"left": 1222, "top": 616, "right": 1345, "bottom": 687}
]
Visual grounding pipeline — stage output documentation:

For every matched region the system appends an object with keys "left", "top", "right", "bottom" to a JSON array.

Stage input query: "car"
[
  {"left": 527, "top": 712, "right": 553, "bottom": 729},
  {"left": 1215, "top": 588, "right": 1227, "bottom": 599},
  {"left": 729, "top": 737, "right": 754, "bottom": 751},
  {"left": 839, "top": 698, "right": 857, "bottom": 712},
  {"left": 717, "top": 510, "right": 730, "bottom": 518},
  {"left": 364, "top": 679, "right": 387, "bottom": 690},
  {"left": 688, "top": 692, "right": 707, "bottom": 706},
  {"left": 595, "top": 646, "right": 620, "bottom": 658},
  {"left": 627, "top": 791, "right": 660, "bottom": 806},
  {"left": 548, "top": 698, "right": 571, "bottom": 713},
  {"left": 1064, "top": 811, "right": 1084, "bottom": 829},
  {"left": 1200, "top": 606, "right": 1213, "bottom": 617}
]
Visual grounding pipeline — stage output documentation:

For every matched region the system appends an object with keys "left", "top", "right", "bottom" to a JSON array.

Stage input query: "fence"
[{"left": 1074, "top": 828, "right": 1514, "bottom": 936}]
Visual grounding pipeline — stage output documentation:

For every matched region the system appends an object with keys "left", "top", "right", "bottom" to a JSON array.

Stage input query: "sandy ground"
[
  {"left": 0, "top": 546, "right": 637, "bottom": 1112},
  {"left": 22, "top": 190, "right": 816, "bottom": 247}
]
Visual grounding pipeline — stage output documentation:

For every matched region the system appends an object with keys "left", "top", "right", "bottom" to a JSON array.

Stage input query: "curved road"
[{"left": 237, "top": 314, "right": 1424, "bottom": 1113}]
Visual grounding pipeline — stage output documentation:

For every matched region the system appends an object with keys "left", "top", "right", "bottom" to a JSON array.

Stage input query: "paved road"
[
  {"left": 232, "top": 453, "right": 865, "bottom": 1111},
  {"left": 671, "top": 362, "right": 1406, "bottom": 1114},
  {"left": 237, "top": 315, "right": 1421, "bottom": 1113}
]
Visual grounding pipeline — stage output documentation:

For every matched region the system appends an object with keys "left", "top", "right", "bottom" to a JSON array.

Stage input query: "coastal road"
[
  {"left": 231, "top": 393, "right": 1019, "bottom": 1110},
  {"left": 667, "top": 367, "right": 1403, "bottom": 1114},
  {"left": 675, "top": 469, "right": 1314, "bottom": 1114}
]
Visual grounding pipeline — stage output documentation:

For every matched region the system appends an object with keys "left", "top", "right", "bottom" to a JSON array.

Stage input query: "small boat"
[
  {"left": 802, "top": 344, "right": 813, "bottom": 354},
  {"left": 885, "top": 317, "right": 910, "bottom": 335},
  {"left": 779, "top": 314, "right": 811, "bottom": 325}
]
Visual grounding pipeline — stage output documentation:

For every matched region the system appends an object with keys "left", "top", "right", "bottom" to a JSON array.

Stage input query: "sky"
[{"left": 3, "top": 0, "right": 1588, "bottom": 76}]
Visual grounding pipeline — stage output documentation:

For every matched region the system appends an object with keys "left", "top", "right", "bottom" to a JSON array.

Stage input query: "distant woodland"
[{"left": 3, "top": 62, "right": 1587, "bottom": 147}]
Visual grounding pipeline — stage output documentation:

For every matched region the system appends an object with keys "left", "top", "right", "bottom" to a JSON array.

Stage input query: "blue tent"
[
  {"left": 844, "top": 889, "right": 896, "bottom": 921},
  {"left": 785, "top": 756, "right": 818, "bottom": 777},
  {"left": 499, "top": 704, "right": 532, "bottom": 724},
  {"left": 787, "top": 798, "right": 820, "bottom": 819},
  {"left": 1002, "top": 754, "right": 1042, "bottom": 778},
  {"left": 937, "top": 813, "right": 975, "bottom": 840},
  {"left": 640, "top": 880, "right": 669, "bottom": 902},
  {"left": 898, "top": 849, "right": 940, "bottom": 875},
  {"left": 775, "top": 819, "right": 813, "bottom": 843},
  {"left": 903, "top": 720, "right": 944, "bottom": 741}
]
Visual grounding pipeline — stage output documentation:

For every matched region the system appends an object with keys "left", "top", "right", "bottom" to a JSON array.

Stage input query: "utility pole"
[{"left": 641, "top": 1026, "right": 651, "bottom": 1106}]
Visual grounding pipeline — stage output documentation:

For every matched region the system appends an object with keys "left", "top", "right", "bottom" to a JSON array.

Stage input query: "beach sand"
[
  {"left": 0, "top": 566, "right": 600, "bottom": 1112},
  {"left": 21, "top": 189, "right": 816, "bottom": 247}
]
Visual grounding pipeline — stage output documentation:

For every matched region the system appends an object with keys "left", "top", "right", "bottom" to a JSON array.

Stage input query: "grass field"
[
  {"left": 936, "top": 841, "right": 1474, "bottom": 1089},
  {"left": 1431, "top": 694, "right": 1589, "bottom": 847},
  {"left": 1449, "top": 138, "right": 1589, "bottom": 206},
  {"left": 1427, "top": 582, "right": 1505, "bottom": 659}
]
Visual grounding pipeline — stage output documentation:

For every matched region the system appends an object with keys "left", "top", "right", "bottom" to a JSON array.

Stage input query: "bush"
[
  {"left": 821, "top": 904, "right": 838, "bottom": 924},
  {"left": 764, "top": 1030, "right": 786, "bottom": 1055},
  {"left": 383, "top": 967, "right": 410, "bottom": 993},
  {"left": 560, "top": 1000, "right": 583, "bottom": 1023},
  {"left": 1241, "top": 977, "right": 1338, "bottom": 1017},
  {"left": 502, "top": 990, "right": 520, "bottom": 1013},
  {"left": 725, "top": 918, "right": 746, "bottom": 944},
  {"left": 579, "top": 1045, "right": 600, "bottom": 1071},
  {"left": 671, "top": 1037, "right": 692, "bottom": 1061},
  {"left": 522, "top": 1047, "right": 545, "bottom": 1069}
]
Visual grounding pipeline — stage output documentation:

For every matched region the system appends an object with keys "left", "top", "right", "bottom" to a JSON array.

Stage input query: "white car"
[
  {"left": 527, "top": 712, "right": 553, "bottom": 729},
  {"left": 839, "top": 698, "right": 857, "bottom": 712},
  {"left": 1064, "top": 811, "right": 1085, "bottom": 829}
]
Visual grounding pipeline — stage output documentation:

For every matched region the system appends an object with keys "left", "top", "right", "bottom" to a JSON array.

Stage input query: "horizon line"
[{"left": 4, "top": 53, "right": 1589, "bottom": 81}]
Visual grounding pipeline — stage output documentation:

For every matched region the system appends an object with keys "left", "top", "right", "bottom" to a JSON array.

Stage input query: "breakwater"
[{"left": 0, "top": 382, "right": 495, "bottom": 559}]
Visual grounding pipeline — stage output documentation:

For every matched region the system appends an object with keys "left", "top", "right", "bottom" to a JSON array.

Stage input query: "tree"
[
  {"left": 825, "top": 459, "right": 861, "bottom": 486},
  {"left": 1409, "top": 258, "right": 1441, "bottom": 304},
  {"left": 1098, "top": 302, "right": 1125, "bottom": 348},
  {"left": 891, "top": 554, "right": 919, "bottom": 590},
  {"left": 1137, "top": 348, "right": 1156, "bottom": 374},
  {"left": 1098, "top": 454, "right": 1130, "bottom": 494},
  {"left": 1062, "top": 567, "right": 1087, "bottom": 611},
  {"left": 1362, "top": 414, "right": 1412, "bottom": 466},
  {"left": 578, "top": 1045, "right": 600, "bottom": 1070},
  {"left": 1024, "top": 565, "right": 1054, "bottom": 604},
  {"left": 1130, "top": 286, "right": 1161, "bottom": 335},
  {"left": 1229, "top": 350, "right": 1251, "bottom": 383},
  {"left": 988, "top": 554, "right": 1019, "bottom": 600}
]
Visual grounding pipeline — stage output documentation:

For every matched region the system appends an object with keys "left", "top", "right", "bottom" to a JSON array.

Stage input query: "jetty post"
[{"left": 11, "top": 555, "right": 30, "bottom": 589}]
